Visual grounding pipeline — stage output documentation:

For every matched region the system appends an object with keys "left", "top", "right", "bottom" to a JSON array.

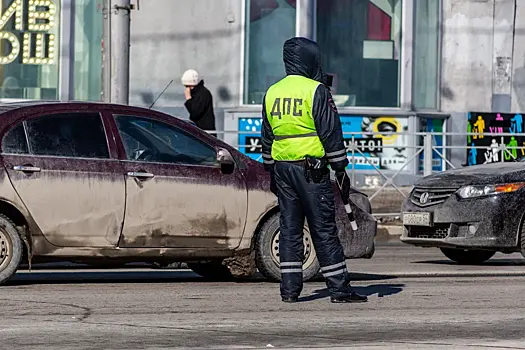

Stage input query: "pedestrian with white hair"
[{"left": 181, "top": 69, "right": 216, "bottom": 136}]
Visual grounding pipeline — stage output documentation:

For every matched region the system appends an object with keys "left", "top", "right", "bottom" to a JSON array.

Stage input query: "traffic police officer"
[{"left": 261, "top": 37, "right": 368, "bottom": 304}]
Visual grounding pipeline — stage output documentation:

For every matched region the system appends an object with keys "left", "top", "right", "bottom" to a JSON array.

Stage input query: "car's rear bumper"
[
  {"left": 335, "top": 186, "right": 377, "bottom": 259},
  {"left": 400, "top": 191, "right": 522, "bottom": 250}
]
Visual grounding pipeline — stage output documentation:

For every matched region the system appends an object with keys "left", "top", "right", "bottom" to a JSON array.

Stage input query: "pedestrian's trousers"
[{"left": 273, "top": 161, "right": 352, "bottom": 299}]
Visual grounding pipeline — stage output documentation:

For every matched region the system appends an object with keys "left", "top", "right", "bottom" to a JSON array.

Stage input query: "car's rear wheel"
[
  {"left": 187, "top": 261, "right": 235, "bottom": 281},
  {"left": 440, "top": 247, "right": 495, "bottom": 264},
  {"left": 0, "top": 214, "right": 23, "bottom": 285},
  {"left": 255, "top": 213, "right": 320, "bottom": 282}
]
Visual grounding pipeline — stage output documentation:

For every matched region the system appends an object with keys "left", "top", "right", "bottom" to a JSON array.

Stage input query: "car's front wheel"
[
  {"left": 255, "top": 213, "right": 320, "bottom": 282},
  {"left": 0, "top": 214, "right": 23, "bottom": 285},
  {"left": 440, "top": 247, "right": 495, "bottom": 264}
]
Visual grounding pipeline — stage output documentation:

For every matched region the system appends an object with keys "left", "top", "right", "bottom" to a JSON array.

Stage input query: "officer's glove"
[{"left": 335, "top": 171, "right": 351, "bottom": 202}]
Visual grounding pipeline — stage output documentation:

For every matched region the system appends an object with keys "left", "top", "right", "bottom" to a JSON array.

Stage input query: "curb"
[{"left": 377, "top": 224, "right": 403, "bottom": 238}]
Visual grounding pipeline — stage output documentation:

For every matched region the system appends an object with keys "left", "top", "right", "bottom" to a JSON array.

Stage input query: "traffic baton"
[{"left": 336, "top": 174, "right": 358, "bottom": 231}]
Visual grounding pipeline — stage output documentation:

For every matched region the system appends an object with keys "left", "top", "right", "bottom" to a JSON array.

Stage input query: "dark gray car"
[{"left": 401, "top": 161, "right": 525, "bottom": 264}]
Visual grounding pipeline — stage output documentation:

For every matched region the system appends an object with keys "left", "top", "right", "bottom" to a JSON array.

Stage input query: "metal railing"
[{"left": 209, "top": 130, "right": 525, "bottom": 217}]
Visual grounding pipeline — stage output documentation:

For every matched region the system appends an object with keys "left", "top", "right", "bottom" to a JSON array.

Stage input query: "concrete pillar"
[
  {"left": 102, "top": 0, "right": 132, "bottom": 104},
  {"left": 491, "top": 0, "right": 515, "bottom": 113},
  {"left": 296, "top": 0, "right": 315, "bottom": 39},
  {"left": 58, "top": 0, "right": 75, "bottom": 100}
]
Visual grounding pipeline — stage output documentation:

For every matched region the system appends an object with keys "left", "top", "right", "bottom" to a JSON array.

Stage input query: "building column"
[
  {"left": 58, "top": 0, "right": 75, "bottom": 100},
  {"left": 492, "top": 0, "right": 515, "bottom": 113},
  {"left": 296, "top": 0, "right": 315, "bottom": 39}
]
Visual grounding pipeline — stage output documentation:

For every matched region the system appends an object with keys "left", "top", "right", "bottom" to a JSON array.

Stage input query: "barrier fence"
[{"left": 208, "top": 130, "right": 525, "bottom": 217}]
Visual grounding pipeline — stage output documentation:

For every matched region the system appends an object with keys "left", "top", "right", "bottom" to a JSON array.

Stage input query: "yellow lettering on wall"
[
  {"left": 28, "top": 0, "right": 56, "bottom": 31},
  {"left": 0, "top": 0, "right": 23, "bottom": 31},
  {"left": 0, "top": 32, "right": 20, "bottom": 64}
]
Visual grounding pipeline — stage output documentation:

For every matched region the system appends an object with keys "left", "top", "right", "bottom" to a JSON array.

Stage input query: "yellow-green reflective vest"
[{"left": 265, "top": 75, "right": 325, "bottom": 161}]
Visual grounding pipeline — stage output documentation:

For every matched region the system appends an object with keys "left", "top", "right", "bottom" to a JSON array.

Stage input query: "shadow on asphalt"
[
  {"left": 7, "top": 270, "right": 398, "bottom": 286},
  {"left": 298, "top": 283, "right": 405, "bottom": 302},
  {"left": 412, "top": 258, "right": 525, "bottom": 266}
]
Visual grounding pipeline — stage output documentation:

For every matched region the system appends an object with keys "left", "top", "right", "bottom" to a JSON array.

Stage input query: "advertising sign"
[
  {"left": 466, "top": 112, "right": 524, "bottom": 166},
  {"left": 238, "top": 115, "right": 409, "bottom": 171},
  {"left": 0, "top": 0, "right": 58, "bottom": 65},
  {"left": 418, "top": 118, "right": 445, "bottom": 172}
]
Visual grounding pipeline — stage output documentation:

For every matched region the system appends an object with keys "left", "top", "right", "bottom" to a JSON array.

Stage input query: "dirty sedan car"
[
  {"left": 401, "top": 162, "right": 525, "bottom": 264},
  {"left": 0, "top": 101, "right": 375, "bottom": 285}
]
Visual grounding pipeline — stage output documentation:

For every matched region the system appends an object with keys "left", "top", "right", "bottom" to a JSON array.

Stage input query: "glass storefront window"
[
  {"left": 0, "top": 0, "right": 60, "bottom": 100},
  {"left": 73, "top": 0, "right": 103, "bottom": 101},
  {"left": 316, "top": 0, "right": 402, "bottom": 108},
  {"left": 413, "top": 0, "right": 440, "bottom": 110},
  {"left": 244, "top": 0, "right": 296, "bottom": 105}
]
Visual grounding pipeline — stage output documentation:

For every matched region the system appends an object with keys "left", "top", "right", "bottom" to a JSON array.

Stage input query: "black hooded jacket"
[
  {"left": 260, "top": 37, "right": 349, "bottom": 173},
  {"left": 184, "top": 80, "right": 216, "bottom": 131}
]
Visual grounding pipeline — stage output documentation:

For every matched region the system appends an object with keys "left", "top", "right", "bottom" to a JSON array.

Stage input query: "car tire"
[
  {"left": 440, "top": 247, "right": 495, "bottom": 264},
  {"left": 187, "top": 261, "right": 235, "bottom": 281},
  {"left": 0, "top": 214, "right": 23, "bottom": 286},
  {"left": 255, "top": 213, "right": 320, "bottom": 282},
  {"left": 520, "top": 225, "right": 525, "bottom": 259}
]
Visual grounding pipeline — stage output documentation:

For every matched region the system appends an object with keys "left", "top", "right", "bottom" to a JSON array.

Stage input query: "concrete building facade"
[{"left": 0, "top": 0, "right": 524, "bottom": 180}]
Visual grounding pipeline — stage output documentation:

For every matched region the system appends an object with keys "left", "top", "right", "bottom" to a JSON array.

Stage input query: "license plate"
[{"left": 403, "top": 212, "right": 432, "bottom": 226}]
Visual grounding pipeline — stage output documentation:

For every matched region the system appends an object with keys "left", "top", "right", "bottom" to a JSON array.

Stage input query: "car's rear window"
[
  {"left": 26, "top": 113, "right": 110, "bottom": 159},
  {"left": 1, "top": 112, "right": 110, "bottom": 159}
]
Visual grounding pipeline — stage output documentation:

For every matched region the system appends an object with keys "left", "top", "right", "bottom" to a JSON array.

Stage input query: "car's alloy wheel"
[
  {"left": 440, "top": 247, "right": 495, "bottom": 265},
  {"left": 255, "top": 213, "right": 320, "bottom": 282},
  {"left": 0, "top": 229, "right": 12, "bottom": 272},
  {"left": 0, "top": 214, "right": 23, "bottom": 286},
  {"left": 269, "top": 228, "right": 317, "bottom": 271}
]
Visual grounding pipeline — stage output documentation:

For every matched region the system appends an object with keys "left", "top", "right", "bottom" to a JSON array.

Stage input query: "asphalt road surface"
[{"left": 2, "top": 242, "right": 525, "bottom": 350}]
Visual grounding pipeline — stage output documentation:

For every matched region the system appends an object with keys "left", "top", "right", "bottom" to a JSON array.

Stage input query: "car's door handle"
[
  {"left": 127, "top": 171, "right": 154, "bottom": 179},
  {"left": 13, "top": 165, "right": 41, "bottom": 173}
]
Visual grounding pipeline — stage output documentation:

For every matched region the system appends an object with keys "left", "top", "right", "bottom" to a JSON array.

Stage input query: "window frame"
[
  {"left": 112, "top": 114, "right": 220, "bottom": 168},
  {"left": 1, "top": 122, "right": 30, "bottom": 156},
  {"left": 240, "top": 0, "right": 420, "bottom": 111},
  {"left": 241, "top": 0, "right": 300, "bottom": 106},
  {"left": 0, "top": 111, "right": 112, "bottom": 160}
]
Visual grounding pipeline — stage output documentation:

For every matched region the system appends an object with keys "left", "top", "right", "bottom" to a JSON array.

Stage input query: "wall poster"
[
  {"left": 466, "top": 112, "right": 524, "bottom": 166},
  {"left": 238, "top": 115, "right": 409, "bottom": 171},
  {"left": 418, "top": 118, "right": 445, "bottom": 173}
]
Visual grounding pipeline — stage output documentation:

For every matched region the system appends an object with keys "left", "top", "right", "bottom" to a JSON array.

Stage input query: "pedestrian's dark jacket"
[
  {"left": 184, "top": 80, "right": 216, "bottom": 131},
  {"left": 260, "top": 37, "right": 349, "bottom": 173}
]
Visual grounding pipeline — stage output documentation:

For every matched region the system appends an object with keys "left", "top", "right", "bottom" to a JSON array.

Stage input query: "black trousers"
[{"left": 274, "top": 161, "right": 352, "bottom": 299}]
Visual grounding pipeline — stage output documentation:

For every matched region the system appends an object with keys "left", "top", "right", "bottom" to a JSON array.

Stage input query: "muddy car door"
[
  {"left": 0, "top": 111, "right": 126, "bottom": 247},
  {"left": 110, "top": 114, "right": 248, "bottom": 249}
]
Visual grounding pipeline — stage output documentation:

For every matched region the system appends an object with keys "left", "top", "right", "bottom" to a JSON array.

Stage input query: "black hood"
[
  {"left": 283, "top": 37, "right": 328, "bottom": 84},
  {"left": 416, "top": 161, "right": 525, "bottom": 188}
]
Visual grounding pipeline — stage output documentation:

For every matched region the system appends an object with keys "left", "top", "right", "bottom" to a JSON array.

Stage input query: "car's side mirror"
[{"left": 217, "top": 148, "right": 235, "bottom": 174}]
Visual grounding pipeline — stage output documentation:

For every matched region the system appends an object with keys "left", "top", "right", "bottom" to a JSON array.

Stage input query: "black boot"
[{"left": 330, "top": 291, "right": 368, "bottom": 303}]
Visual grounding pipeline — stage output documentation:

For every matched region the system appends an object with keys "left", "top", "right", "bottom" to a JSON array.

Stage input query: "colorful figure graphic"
[
  {"left": 484, "top": 147, "right": 493, "bottom": 164},
  {"left": 491, "top": 113, "right": 504, "bottom": 134},
  {"left": 490, "top": 139, "right": 499, "bottom": 162},
  {"left": 505, "top": 136, "right": 519, "bottom": 160},
  {"left": 468, "top": 143, "right": 477, "bottom": 166},
  {"left": 511, "top": 113, "right": 523, "bottom": 134},
  {"left": 467, "top": 122, "right": 472, "bottom": 143},
  {"left": 474, "top": 116, "right": 485, "bottom": 139}
]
